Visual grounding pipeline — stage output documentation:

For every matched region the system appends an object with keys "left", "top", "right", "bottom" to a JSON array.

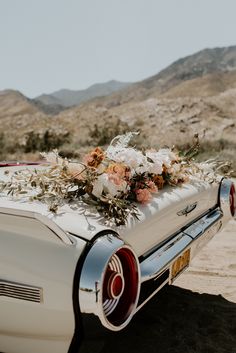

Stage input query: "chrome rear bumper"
[
  {"left": 137, "top": 207, "right": 223, "bottom": 311},
  {"left": 79, "top": 207, "right": 226, "bottom": 344}
]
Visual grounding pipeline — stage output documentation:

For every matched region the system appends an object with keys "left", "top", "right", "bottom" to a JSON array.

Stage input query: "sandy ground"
[
  {"left": 82, "top": 220, "right": 236, "bottom": 353},
  {"left": 175, "top": 219, "right": 236, "bottom": 304}
]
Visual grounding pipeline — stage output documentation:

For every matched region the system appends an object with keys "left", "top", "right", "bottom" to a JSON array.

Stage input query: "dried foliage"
[{"left": 0, "top": 132, "right": 228, "bottom": 226}]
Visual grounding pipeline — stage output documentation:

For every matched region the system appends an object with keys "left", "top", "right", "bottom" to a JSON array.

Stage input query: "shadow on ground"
[{"left": 81, "top": 285, "right": 236, "bottom": 353}]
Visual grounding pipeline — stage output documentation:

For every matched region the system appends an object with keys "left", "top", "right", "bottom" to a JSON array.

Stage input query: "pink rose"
[
  {"left": 136, "top": 188, "right": 152, "bottom": 204},
  {"left": 108, "top": 173, "right": 123, "bottom": 186}
]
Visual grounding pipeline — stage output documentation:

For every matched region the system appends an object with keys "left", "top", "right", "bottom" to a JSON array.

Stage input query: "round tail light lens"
[
  {"left": 79, "top": 235, "right": 140, "bottom": 331},
  {"left": 102, "top": 247, "right": 140, "bottom": 328},
  {"left": 230, "top": 183, "right": 236, "bottom": 217}
]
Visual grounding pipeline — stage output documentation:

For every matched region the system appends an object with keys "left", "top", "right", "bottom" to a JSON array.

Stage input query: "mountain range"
[
  {"left": 33, "top": 80, "right": 131, "bottom": 113},
  {"left": 32, "top": 45, "right": 236, "bottom": 111},
  {"left": 1, "top": 45, "right": 236, "bottom": 172},
  {"left": 2, "top": 45, "right": 236, "bottom": 114}
]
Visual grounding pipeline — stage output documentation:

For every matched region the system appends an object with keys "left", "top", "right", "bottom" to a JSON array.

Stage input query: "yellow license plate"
[{"left": 171, "top": 249, "right": 191, "bottom": 281}]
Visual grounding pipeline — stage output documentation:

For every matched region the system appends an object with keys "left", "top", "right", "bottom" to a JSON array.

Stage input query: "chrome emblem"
[{"left": 177, "top": 202, "right": 198, "bottom": 216}]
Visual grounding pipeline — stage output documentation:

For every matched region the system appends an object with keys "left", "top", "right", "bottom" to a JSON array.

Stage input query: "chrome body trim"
[
  {"left": 140, "top": 232, "right": 191, "bottom": 283},
  {"left": 0, "top": 280, "right": 43, "bottom": 303},
  {"left": 219, "top": 178, "right": 234, "bottom": 222},
  {"left": 177, "top": 201, "right": 198, "bottom": 216},
  {"left": 183, "top": 209, "right": 222, "bottom": 239},
  {"left": 140, "top": 209, "right": 222, "bottom": 284}
]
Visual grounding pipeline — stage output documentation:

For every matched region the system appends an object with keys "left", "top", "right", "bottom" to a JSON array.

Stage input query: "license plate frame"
[{"left": 170, "top": 248, "right": 191, "bottom": 282}]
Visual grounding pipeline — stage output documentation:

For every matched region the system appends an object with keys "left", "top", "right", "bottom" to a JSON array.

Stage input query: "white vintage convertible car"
[{"left": 0, "top": 162, "right": 235, "bottom": 353}]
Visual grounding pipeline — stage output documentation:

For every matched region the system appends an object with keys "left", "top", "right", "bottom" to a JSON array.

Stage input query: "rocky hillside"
[
  {"left": 91, "top": 45, "right": 236, "bottom": 107},
  {"left": 142, "top": 45, "right": 236, "bottom": 94},
  {"left": 0, "top": 45, "right": 236, "bottom": 173},
  {"left": 0, "top": 90, "right": 39, "bottom": 117}
]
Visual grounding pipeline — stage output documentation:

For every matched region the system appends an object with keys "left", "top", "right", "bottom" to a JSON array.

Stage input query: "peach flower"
[
  {"left": 106, "top": 163, "right": 129, "bottom": 179},
  {"left": 136, "top": 188, "right": 152, "bottom": 204},
  {"left": 108, "top": 174, "right": 123, "bottom": 186},
  {"left": 146, "top": 181, "right": 158, "bottom": 193}
]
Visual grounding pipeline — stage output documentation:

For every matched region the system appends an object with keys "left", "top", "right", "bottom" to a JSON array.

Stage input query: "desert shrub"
[
  {"left": 177, "top": 138, "right": 236, "bottom": 154},
  {"left": 59, "top": 145, "right": 80, "bottom": 159},
  {"left": 22, "top": 129, "right": 71, "bottom": 153},
  {"left": 88, "top": 119, "right": 129, "bottom": 146},
  {"left": 0, "top": 132, "right": 5, "bottom": 159},
  {"left": 135, "top": 117, "right": 145, "bottom": 127},
  {"left": 0, "top": 133, "right": 19, "bottom": 159},
  {"left": 0, "top": 132, "right": 5, "bottom": 151},
  {"left": 176, "top": 138, "right": 236, "bottom": 176}
]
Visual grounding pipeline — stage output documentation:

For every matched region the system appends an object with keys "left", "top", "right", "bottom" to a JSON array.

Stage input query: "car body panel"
[{"left": 0, "top": 210, "right": 86, "bottom": 353}]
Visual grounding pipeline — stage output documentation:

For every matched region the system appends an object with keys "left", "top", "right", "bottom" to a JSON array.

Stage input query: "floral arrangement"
[{"left": 0, "top": 132, "right": 224, "bottom": 226}]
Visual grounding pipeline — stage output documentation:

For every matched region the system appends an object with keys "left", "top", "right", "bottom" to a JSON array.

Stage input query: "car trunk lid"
[{"left": 120, "top": 180, "right": 219, "bottom": 256}]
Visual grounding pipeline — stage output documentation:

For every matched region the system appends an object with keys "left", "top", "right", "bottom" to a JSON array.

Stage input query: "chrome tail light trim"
[
  {"left": 79, "top": 233, "right": 140, "bottom": 331},
  {"left": 219, "top": 178, "right": 236, "bottom": 220}
]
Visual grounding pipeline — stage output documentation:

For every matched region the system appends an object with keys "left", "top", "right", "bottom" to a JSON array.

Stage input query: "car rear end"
[
  {"left": 78, "top": 177, "right": 236, "bottom": 336},
  {"left": 0, "top": 163, "right": 235, "bottom": 353}
]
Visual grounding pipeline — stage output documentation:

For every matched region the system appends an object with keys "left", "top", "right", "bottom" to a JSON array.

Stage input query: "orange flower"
[
  {"left": 83, "top": 147, "right": 105, "bottom": 168},
  {"left": 153, "top": 175, "right": 165, "bottom": 189}
]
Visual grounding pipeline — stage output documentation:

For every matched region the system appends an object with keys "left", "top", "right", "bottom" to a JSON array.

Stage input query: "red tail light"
[
  {"left": 79, "top": 235, "right": 140, "bottom": 331},
  {"left": 102, "top": 247, "right": 139, "bottom": 327},
  {"left": 230, "top": 183, "right": 236, "bottom": 217},
  {"left": 219, "top": 179, "right": 236, "bottom": 219}
]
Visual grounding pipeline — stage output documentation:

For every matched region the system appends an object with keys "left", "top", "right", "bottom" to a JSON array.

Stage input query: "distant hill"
[
  {"left": 92, "top": 45, "right": 236, "bottom": 107},
  {"left": 0, "top": 90, "right": 39, "bottom": 117},
  {"left": 141, "top": 45, "right": 236, "bottom": 94},
  {"left": 34, "top": 80, "right": 131, "bottom": 108},
  {"left": 32, "top": 97, "right": 65, "bottom": 115}
]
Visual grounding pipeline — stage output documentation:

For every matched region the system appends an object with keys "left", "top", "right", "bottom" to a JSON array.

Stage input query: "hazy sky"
[{"left": 1, "top": 0, "right": 236, "bottom": 97}]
